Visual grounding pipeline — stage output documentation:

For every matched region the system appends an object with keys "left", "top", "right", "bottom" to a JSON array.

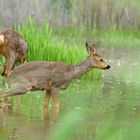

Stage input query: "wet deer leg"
[
  {"left": 2, "top": 86, "right": 30, "bottom": 109},
  {"left": 44, "top": 90, "right": 51, "bottom": 108},
  {"left": 50, "top": 87, "right": 60, "bottom": 109}
]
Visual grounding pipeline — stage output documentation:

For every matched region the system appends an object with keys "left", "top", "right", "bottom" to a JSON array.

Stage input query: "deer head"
[{"left": 86, "top": 42, "right": 110, "bottom": 70}]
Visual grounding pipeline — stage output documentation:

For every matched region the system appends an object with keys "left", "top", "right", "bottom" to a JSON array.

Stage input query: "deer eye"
[{"left": 100, "top": 59, "right": 104, "bottom": 62}]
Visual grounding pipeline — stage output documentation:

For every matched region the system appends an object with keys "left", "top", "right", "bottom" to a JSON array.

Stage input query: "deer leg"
[
  {"left": 44, "top": 90, "right": 51, "bottom": 108},
  {"left": 50, "top": 88, "right": 60, "bottom": 109},
  {"left": 2, "top": 86, "right": 30, "bottom": 110},
  {"left": 11, "top": 62, "right": 16, "bottom": 71},
  {"left": 20, "top": 58, "right": 26, "bottom": 64},
  {"left": 3, "top": 52, "right": 16, "bottom": 76},
  {"left": 2, "top": 59, "right": 8, "bottom": 76}
]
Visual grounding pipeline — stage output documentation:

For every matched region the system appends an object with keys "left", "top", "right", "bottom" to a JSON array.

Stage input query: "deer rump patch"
[{"left": 0, "top": 34, "right": 4, "bottom": 45}]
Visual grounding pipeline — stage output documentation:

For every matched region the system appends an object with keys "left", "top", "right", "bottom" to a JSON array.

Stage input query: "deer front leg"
[
  {"left": 20, "top": 58, "right": 26, "bottom": 64},
  {"left": 50, "top": 87, "right": 60, "bottom": 109},
  {"left": 3, "top": 52, "right": 16, "bottom": 76},
  {"left": 2, "top": 59, "right": 8, "bottom": 76},
  {"left": 11, "top": 62, "right": 16, "bottom": 71},
  {"left": 44, "top": 90, "right": 51, "bottom": 108}
]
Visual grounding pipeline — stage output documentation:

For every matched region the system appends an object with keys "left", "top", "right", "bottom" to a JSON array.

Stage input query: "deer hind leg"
[
  {"left": 2, "top": 86, "right": 30, "bottom": 111},
  {"left": 3, "top": 86, "right": 29, "bottom": 104},
  {"left": 50, "top": 88, "right": 60, "bottom": 109},
  {"left": 4, "top": 86, "right": 30, "bottom": 97}
]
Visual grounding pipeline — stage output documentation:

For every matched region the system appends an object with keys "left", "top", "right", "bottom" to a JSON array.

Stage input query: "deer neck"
[{"left": 72, "top": 56, "right": 93, "bottom": 79}]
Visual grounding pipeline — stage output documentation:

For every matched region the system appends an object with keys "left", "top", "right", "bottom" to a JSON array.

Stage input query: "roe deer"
[
  {"left": 1, "top": 42, "right": 110, "bottom": 109},
  {"left": 0, "top": 29, "right": 28, "bottom": 77}
]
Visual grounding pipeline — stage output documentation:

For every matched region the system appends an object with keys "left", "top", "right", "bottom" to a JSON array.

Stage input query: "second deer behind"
[{"left": 0, "top": 29, "right": 28, "bottom": 77}]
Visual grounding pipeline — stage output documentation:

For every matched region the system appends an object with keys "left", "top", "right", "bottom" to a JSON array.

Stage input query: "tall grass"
[{"left": 17, "top": 19, "right": 83, "bottom": 62}]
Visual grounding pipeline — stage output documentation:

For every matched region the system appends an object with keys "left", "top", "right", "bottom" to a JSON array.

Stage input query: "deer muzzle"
[{"left": 105, "top": 65, "right": 111, "bottom": 70}]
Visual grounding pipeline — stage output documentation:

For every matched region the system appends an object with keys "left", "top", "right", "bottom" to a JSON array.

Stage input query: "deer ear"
[
  {"left": 92, "top": 47, "right": 96, "bottom": 54},
  {"left": 92, "top": 43, "right": 96, "bottom": 47},
  {"left": 90, "top": 43, "right": 96, "bottom": 54},
  {"left": 86, "top": 42, "right": 91, "bottom": 54},
  {"left": 86, "top": 42, "right": 96, "bottom": 54}
]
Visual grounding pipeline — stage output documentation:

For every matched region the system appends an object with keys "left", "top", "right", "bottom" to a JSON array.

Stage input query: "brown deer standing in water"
[
  {"left": 1, "top": 42, "right": 110, "bottom": 109},
  {"left": 0, "top": 29, "right": 28, "bottom": 77}
]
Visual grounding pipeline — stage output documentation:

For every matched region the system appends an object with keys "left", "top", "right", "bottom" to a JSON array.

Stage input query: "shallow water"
[{"left": 0, "top": 47, "right": 140, "bottom": 140}]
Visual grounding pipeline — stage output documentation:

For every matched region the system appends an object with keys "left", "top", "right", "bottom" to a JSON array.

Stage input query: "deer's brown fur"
[
  {"left": 2, "top": 42, "right": 110, "bottom": 108},
  {"left": 0, "top": 29, "right": 28, "bottom": 77}
]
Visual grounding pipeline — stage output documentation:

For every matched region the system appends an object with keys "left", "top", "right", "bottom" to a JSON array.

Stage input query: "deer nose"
[{"left": 106, "top": 65, "right": 111, "bottom": 69}]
